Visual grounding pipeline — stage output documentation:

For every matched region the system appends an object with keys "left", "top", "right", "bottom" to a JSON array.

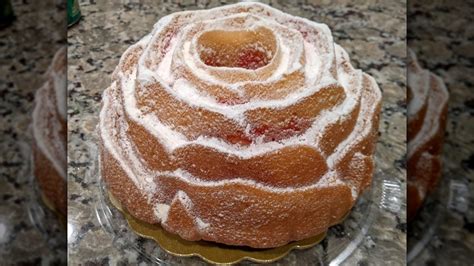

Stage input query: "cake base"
[
  {"left": 108, "top": 192, "right": 338, "bottom": 264},
  {"left": 94, "top": 142, "right": 388, "bottom": 264}
]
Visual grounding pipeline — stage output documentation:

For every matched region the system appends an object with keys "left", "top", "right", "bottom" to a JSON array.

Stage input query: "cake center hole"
[{"left": 197, "top": 28, "right": 276, "bottom": 70}]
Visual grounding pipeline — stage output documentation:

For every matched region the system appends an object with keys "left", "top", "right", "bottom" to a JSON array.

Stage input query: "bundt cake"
[
  {"left": 32, "top": 47, "right": 67, "bottom": 216},
  {"left": 99, "top": 2, "right": 382, "bottom": 248},
  {"left": 407, "top": 50, "right": 448, "bottom": 221}
]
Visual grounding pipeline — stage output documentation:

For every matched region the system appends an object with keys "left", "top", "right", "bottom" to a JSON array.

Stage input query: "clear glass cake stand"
[
  {"left": 90, "top": 142, "right": 403, "bottom": 265},
  {"left": 407, "top": 168, "right": 472, "bottom": 263}
]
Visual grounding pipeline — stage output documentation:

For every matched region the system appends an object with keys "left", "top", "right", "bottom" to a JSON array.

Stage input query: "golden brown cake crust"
[
  {"left": 101, "top": 143, "right": 354, "bottom": 248},
  {"left": 99, "top": 3, "right": 382, "bottom": 248},
  {"left": 407, "top": 50, "right": 449, "bottom": 221},
  {"left": 33, "top": 144, "right": 67, "bottom": 216},
  {"left": 32, "top": 47, "right": 67, "bottom": 217}
]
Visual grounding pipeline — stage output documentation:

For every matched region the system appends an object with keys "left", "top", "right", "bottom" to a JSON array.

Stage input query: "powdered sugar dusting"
[
  {"left": 32, "top": 48, "right": 66, "bottom": 179},
  {"left": 407, "top": 50, "right": 449, "bottom": 158},
  {"left": 99, "top": 2, "right": 382, "bottom": 223},
  {"left": 32, "top": 82, "right": 66, "bottom": 178},
  {"left": 154, "top": 203, "right": 170, "bottom": 222}
]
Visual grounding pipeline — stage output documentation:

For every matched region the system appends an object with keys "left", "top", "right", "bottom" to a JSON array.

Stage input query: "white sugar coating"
[
  {"left": 156, "top": 34, "right": 177, "bottom": 84},
  {"left": 117, "top": 42, "right": 375, "bottom": 161},
  {"left": 407, "top": 51, "right": 449, "bottom": 158},
  {"left": 101, "top": 83, "right": 349, "bottom": 192},
  {"left": 100, "top": 83, "right": 157, "bottom": 196},
  {"left": 101, "top": 95, "right": 347, "bottom": 192},
  {"left": 180, "top": 13, "right": 306, "bottom": 85},
  {"left": 100, "top": 2, "right": 383, "bottom": 223},
  {"left": 52, "top": 71, "right": 67, "bottom": 120},
  {"left": 135, "top": 3, "right": 335, "bottom": 96},
  {"left": 328, "top": 73, "right": 381, "bottom": 168},
  {"left": 407, "top": 50, "right": 430, "bottom": 118},
  {"left": 304, "top": 42, "right": 323, "bottom": 85},
  {"left": 348, "top": 151, "right": 368, "bottom": 199},
  {"left": 43, "top": 47, "right": 67, "bottom": 120},
  {"left": 164, "top": 76, "right": 337, "bottom": 123},
  {"left": 32, "top": 47, "right": 67, "bottom": 179},
  {"left": 121, "top": 70, "right": 363, "bottom": 159},
  {"left": 154, "top": 203, "right": 170, "bottom": 222},
  {"left": 100, "top": 83, "right": 356, "bottom": 227},
  {"left": 175, "top": 190, "right": 193, "bottom": 209},
  {"left": 161, "top": 190, "right": 210, "bottom": 231},
  {"left": 196, "top": 217, "right": 210, "bottom": 231},
  {"left": 32, "top": 81, "right": 66, "bottom": 179}
]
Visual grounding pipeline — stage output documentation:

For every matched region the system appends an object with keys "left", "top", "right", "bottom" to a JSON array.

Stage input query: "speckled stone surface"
[
  {"left": 0, "top": 0, "right": 67, "bottom": 265},
  {"left": 408, "top": 0, "right": 474, "bottom": 265},
  {"left": 67, "top": 0, "right": 407, "bottom": 265}
]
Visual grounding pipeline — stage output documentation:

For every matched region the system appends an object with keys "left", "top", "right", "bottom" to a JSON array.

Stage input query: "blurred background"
[
  {"left": 407, "top": 0, "right": 474, "bottom": 265},
  {"left": 0, "top": 0, "right": 67, "bottom": 264}
]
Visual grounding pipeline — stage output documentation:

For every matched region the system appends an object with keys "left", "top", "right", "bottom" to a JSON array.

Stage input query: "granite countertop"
[
  {"left": 0, "top": 1, "right": 66, "bottom": 265},
  {"left": 408, "top": 0, "right": 474, "bottom": 264},
  {"left": 68, "top": 0, "right": 406, "bottom": 265}
]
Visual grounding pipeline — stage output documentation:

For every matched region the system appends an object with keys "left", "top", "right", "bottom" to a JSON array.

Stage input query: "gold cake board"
[{"left": 108, "top": 192, "right": 337, "bottom": 264}]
